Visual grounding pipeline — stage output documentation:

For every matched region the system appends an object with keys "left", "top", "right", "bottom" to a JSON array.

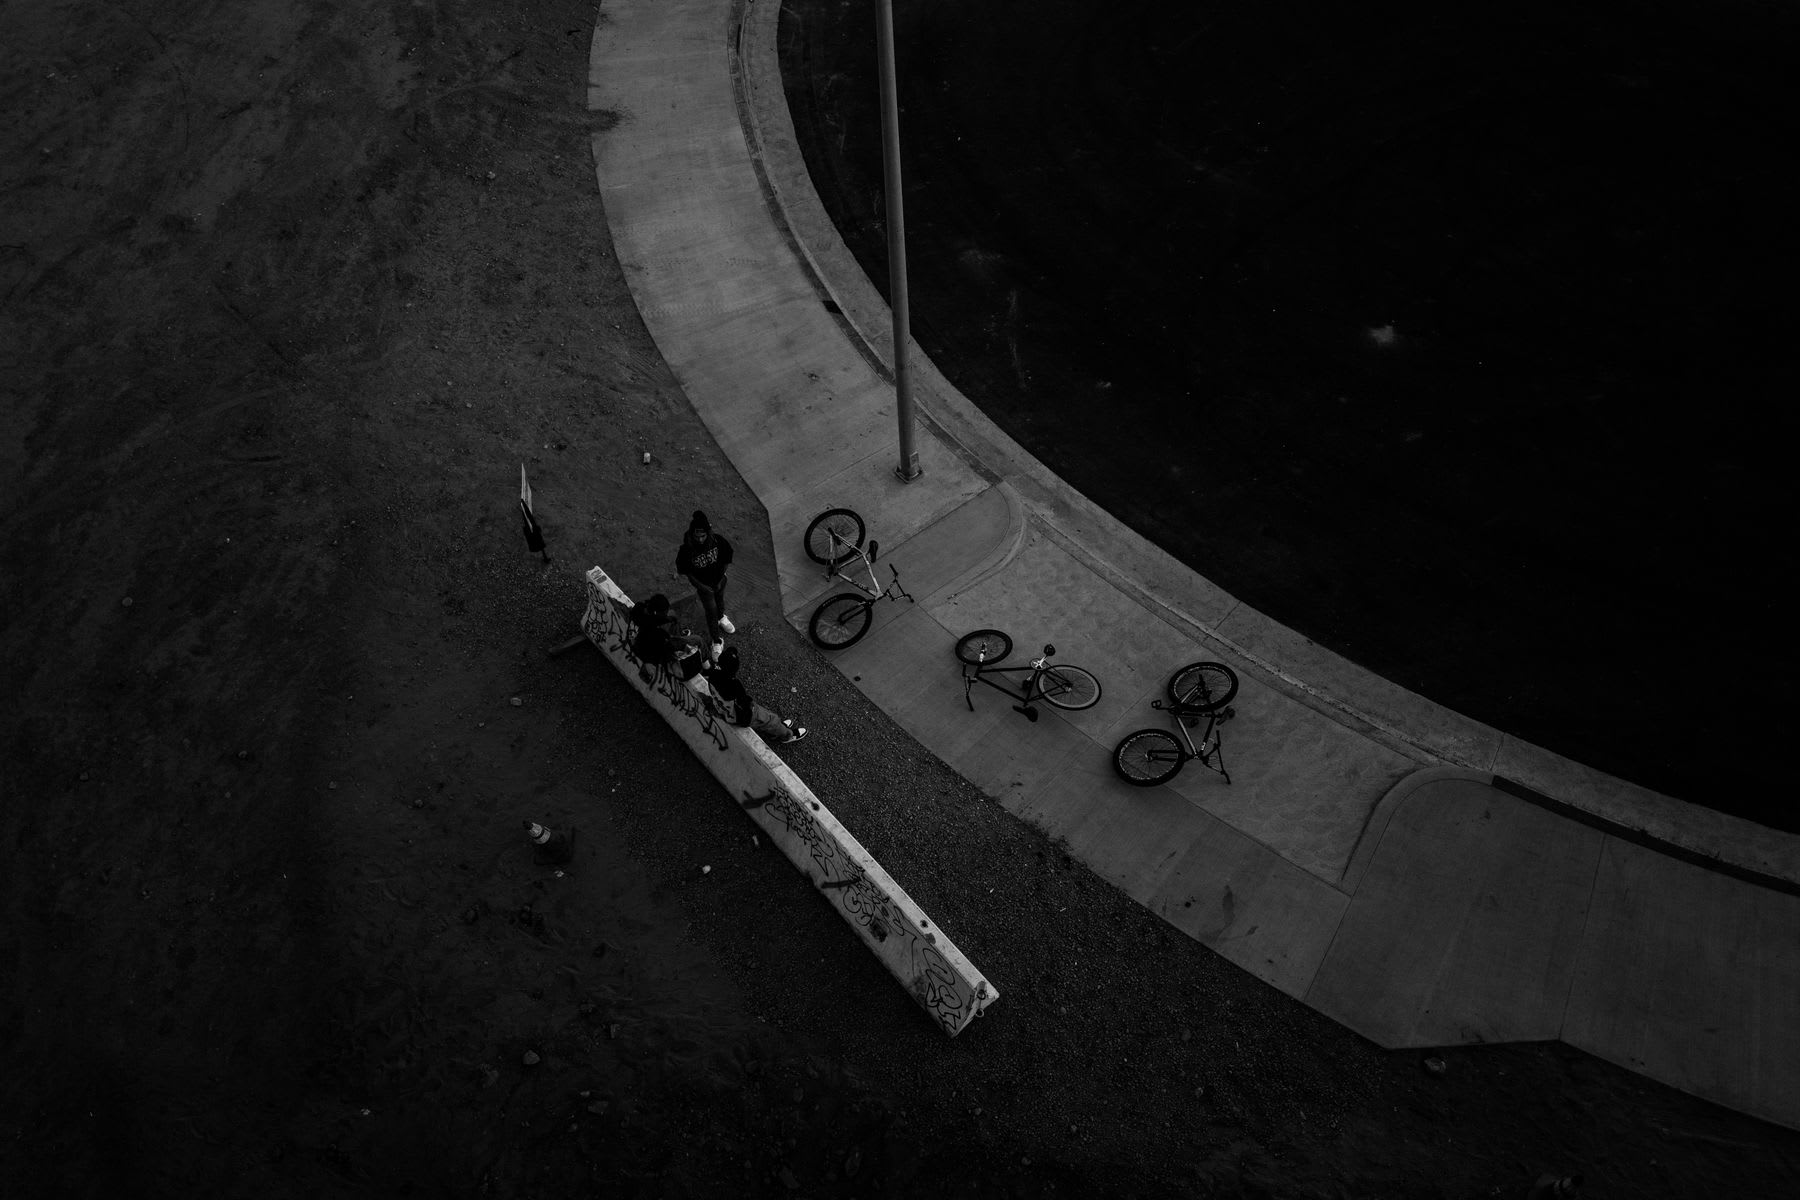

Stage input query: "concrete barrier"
[{"left": 580, "top": 566, "right": 998, "bottom": 1035}]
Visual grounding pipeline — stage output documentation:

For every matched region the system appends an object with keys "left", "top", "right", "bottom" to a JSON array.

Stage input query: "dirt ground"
[{"left": 4, "top": 1, "right": 1799, "bottom": 1197}]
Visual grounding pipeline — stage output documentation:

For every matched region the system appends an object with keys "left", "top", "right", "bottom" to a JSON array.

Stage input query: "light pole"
[{"left": 876, "top": 0, "right": 922, "bottom": 482}]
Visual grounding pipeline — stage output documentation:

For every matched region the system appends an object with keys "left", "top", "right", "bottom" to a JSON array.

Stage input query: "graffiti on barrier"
[
  {"left": 583, "top": 577, "right": 731, "bottom": 751},
  {"left": 583, "top": 566, "right": 993, "bottom": 1034},
  {"left": 742, "top": 783, "right": 977, "bottom": 1035}
]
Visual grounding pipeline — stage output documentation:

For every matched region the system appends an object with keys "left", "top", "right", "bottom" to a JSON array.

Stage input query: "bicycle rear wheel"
[
  {"left": 804, "top": 508, "right": 865, "bottom": 567},
  {"left": 1038, "top": 664, "right": 1101, "bottom": 710},
  {"left": 1113, "top": 729, "right": 1185, "bottom": 786},
  {"left": 809, "top": 594, "right": 873, "bottom": 649},
  {"left": 1167, "top": 662, "right": 1238, "bottom": 712},
  {"left": 954, "top": 629, "right": 1013, "bottom": 665}
]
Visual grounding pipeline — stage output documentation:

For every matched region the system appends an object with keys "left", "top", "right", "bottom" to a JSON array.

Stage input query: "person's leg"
[
  {"left": 748, "top": 700, "right": 803, "bottom": 743},
  {"left": 691, "top": 581, "right": 723, "bottom": 644},
  {"left": 705, "top": 575, "right": 727, "bottom": 633}
]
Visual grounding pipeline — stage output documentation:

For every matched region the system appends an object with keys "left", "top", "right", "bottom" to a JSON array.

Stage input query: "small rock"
[
  {"left": 510, "top": 696, "right": 522, "bottom": 707},
  {"left": 1423, "top": 1056, "right": 1448, "bottom": 1076},
  {"left": 701, "top": 865, "right": 711, "bottom": 875},
  {"left": 779, "top": 1167, "right": 799, "bottom": 1190},
  {"left": 79, "top": 772, "right": 89, "bottom": 781},
  {"left": 641, "top": 451, "right": 652, "bottom": 464},
  {"left": 327, "top": 781, "right": 338, "bottom": 790},
  {"left": 844, "top": 1147, "right": 861, "bottom": 1177},
  {"left": 607, "top": 1023, "right": 621, "bottom": 1039},
  {"left": 586, "top": 1101, "right": 609, "bottom": 1116},
  {"left": 522, "top": 1050, "right": 541, "bottom": 1067},
  {"left": 121, "top": 597, "right": 133, "bottom": 607},
  {"left": 479, "top": 1063, "right": 500, "bottom": 1088}
]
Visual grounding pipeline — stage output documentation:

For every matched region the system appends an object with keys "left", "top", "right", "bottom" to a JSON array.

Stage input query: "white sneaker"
[{"left": 717, "top": 614, "right": 736, "bottom": 635}]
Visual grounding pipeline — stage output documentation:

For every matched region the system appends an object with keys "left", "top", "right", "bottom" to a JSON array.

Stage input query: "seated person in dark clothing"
[
  {"left": 702, "top": 646, "right": 806, "bottom": 743},
  {"left": 629, "top": 592, "right": 709, "bottom": 681}
]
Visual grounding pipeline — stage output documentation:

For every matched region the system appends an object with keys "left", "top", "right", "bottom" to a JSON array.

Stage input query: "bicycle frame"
[
  {"left": 963, "top": 653, "right": 1057, "bottom": 721},
  {"left": 1152, "top": 699, "right": 1233, "bottom": 783},
  {"left": 821, "top": 530, "right": 911, "bottom": 604}
]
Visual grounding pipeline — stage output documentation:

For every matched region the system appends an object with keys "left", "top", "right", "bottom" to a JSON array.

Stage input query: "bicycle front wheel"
[
  {"left": 804, "top": 508, "right": 865, "bottom": 567},
  {"left": 1038, "top": 664, "right": 1101, "bottom": 710},
  {"left": 1113, "top": 729, "right": 1185, "bottom": 786},
  {"left": 1167, "top": 662, "right": 1238, "bottom": 712},
  {"left": 809, "top": 594, "right": 873, "bottom": 649},
  {"left": 954, "top": 629, "right": 1013, "bottom": 665}
]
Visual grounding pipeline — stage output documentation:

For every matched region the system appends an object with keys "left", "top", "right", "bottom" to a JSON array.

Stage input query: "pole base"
[{"left": 894, "top": 453, "right": 923, "bottom": 483}]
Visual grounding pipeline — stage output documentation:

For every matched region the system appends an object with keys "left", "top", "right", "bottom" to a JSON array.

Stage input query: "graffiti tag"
[{"left": 740, "top": 783, "right": 974, "bottom": 1033}]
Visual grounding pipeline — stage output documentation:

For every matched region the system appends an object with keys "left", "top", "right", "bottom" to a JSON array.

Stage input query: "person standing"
[{"left": 675, "top": 510, "right": 735, "bottom": 644}]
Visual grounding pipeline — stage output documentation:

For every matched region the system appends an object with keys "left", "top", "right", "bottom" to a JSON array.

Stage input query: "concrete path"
[{"left": 587, "top": 0, "right": 1800, "bottom": 1130}]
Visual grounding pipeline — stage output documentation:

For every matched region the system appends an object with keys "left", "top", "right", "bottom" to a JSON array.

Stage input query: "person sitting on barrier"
[
  {"left": 702, "top": 646, "right": 806, "bottom": 743},
  {"left": 628, "top": 592, "right": 709, "bottom": 681}
]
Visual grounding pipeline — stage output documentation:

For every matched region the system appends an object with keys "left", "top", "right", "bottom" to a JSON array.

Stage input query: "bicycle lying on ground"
[
  {"left": 955, "top": 629, "right": 1101, "bottom": 722},
  {"left": 803, "top": 507, "right": 915, "bottom": 649},
  {"left": 1112, "top": 662, "right": 1239, "bottom": 786}
]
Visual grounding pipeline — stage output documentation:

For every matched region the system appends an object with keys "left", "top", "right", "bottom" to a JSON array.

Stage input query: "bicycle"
[
  {"left": 802, "top": 507, "right": 915, "bottom": 649},
  {"left": 954, "top": 629, "right": 1101, "bottom": 722},
  {"left": 1111, "top": 662, "right": 1239, "bottom": 786}
]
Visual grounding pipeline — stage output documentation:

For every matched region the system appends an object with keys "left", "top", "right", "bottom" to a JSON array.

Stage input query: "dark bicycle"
[
  {"left": 955, "top": 629, "right": 1101, "bottom": 722},
  {"left": 1111, "top": 662, "right": 1239, "bottom": 786},
  {"left": 803, "top": 507, "right": 914, "bottom": 649}
]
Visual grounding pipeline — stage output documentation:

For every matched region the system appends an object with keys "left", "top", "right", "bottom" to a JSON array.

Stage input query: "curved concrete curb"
[
  {"left": 732, "top": 0, "right": 1800, "bottom": 886},
  {"left": 1339, "top": 765, "right": 1498, "bottom": 893}
]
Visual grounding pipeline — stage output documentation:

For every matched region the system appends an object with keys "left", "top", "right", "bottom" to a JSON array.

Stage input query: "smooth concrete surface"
[
  {"left": 1308, "top": 778, "right": 1606, "bottom": 1048},
  {"left": 588, "top": 0, "right": 1800, "bottom": 1129},
  {"left": 1562, "top": 836, "right": 1800, "bottom": 1131}
]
